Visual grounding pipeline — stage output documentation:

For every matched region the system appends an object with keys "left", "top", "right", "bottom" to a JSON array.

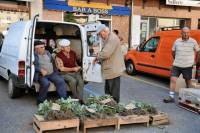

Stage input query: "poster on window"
[{"left": 166, "top": 0, "right": 200, "bottom": 7}]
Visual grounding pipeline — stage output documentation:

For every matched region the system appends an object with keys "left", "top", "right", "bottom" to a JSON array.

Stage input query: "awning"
[{"left": 44, "top": 0, "right": 131, "bottom": 16}]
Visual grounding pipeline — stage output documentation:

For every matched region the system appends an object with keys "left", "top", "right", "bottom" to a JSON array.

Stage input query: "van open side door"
[
  {"left": 26, "top": 15, "right": 38, "bottom": 87},
  {"left": 82, "top": 23, "right": 103, "bottom": 83}
]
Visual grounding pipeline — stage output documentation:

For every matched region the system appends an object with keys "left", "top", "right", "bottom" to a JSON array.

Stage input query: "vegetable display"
[{"left": 36, "top": 96, "right": 158, "bottom": 120}]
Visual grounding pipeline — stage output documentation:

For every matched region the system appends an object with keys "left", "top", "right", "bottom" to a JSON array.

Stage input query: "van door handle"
[{"left": 151, "top": 55, "right": 155, "bottom": 58}]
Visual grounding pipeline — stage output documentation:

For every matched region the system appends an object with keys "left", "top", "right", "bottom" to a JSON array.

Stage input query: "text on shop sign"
[
  {"left": 166, "top": 0, "right": 183, "bottom": 5},
  {"left": 73, "top": 7, "right": 109, "bottom": 14},
  {"left": 166, "top": 0, "right": 200, "bottom": 7}
]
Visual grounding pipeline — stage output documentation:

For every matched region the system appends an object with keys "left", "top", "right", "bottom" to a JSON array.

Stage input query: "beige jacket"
[{"left": 98, "top": 32, "right": 125, "bottom": 79}]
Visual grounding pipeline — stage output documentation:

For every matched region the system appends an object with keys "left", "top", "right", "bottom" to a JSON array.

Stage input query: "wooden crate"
[
  {"left": 149, "top": 112, "right": 169, "bottom": 126},
  {"left": 82, "top": 117, "right": 118, "bottom": 133},
  {"left": 33, "top": 115, "right": 80, "bottom": 133},
  {"left": 117, "top": 115, "right": 149, "bottom": 130},
  {"left": 179, "top": 101, "right": 200, "bottom": 114}
]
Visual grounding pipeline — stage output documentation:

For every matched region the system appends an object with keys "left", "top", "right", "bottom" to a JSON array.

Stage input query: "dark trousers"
[
  {"left": 37, "top": 72, "right": 67, "bottom": 103},
  {"left": 105, "top": 76, "right": 120, "bottom": 103}
]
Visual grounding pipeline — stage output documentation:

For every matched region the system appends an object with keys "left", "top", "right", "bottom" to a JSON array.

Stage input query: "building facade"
[
  {"left": 132, "top": 0, "right": 200, "bottom": 47},
  {"left": 0, "top": 0, "right": 29, "bottom": 32},
  {"left": 41, "top": 0, "right": 131, "bottom": 44},
  {"left": 1, "top": 0, "right": 200, "bottom": 47}
]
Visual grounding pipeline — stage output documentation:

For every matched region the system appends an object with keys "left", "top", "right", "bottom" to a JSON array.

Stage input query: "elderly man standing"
[
  {"left": 56, "top": 39, "right": 84, "bottom": 101},
  {"left": 94, "top": 24, "right": 125, "bottom": 103},
  {"left": 163, "top": 27, "right": 200, "bottom": 103},
  {"left": 34, "top": 40, "right": 67, "bottom": 105}
]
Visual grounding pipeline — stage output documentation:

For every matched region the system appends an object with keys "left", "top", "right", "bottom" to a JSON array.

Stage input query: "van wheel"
[
  {"left": 8, "top": 76, "right": 20, "bottom": 98},
  {"left": 126, "top": 60, "right": 137, "bottom": 75}
]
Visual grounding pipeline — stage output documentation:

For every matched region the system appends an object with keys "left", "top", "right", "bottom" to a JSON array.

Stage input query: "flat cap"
[
  {"left": 96, "top": 24, "right": 107, "bottom": 34},
  {"left": 34, "top": 40, "right": 45, "bottom": 48},
  {"left": 58, "top": 39, "right": 71, "bottom": 47}
]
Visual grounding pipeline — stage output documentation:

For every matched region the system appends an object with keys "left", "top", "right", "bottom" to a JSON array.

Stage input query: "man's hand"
[
  {"left": 40, "top": 68, "right": 48, "bottom": 76},
  {"left": 93, "top": 57, "right": 98, "bottom": 65},
  {"left": 74, "top": 66, "right": 81, "bottom": 72}
]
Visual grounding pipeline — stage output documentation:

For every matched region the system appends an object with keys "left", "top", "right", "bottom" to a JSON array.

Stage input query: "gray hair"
[{"left": 182, "top": 26, "right": 190, "bottom": 31}]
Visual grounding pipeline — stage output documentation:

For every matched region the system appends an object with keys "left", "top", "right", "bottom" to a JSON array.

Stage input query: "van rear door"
[
  {"left": 26, "top": 15, "right": 38, "bottom": 87},
  {"left": 82, "top": 23, "right": 103, "bottom": 82}
]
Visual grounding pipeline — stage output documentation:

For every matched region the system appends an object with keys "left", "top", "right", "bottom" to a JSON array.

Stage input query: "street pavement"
[{"left": 0, "top": 74, "right": 200, "bottom": 133}]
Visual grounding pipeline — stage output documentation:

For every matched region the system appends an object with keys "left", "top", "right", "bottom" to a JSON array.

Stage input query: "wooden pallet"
[
  {"left": 33, "top": 115, "right": 80, "bottom": 133},
  {"left": 117, "top": 115, "right": 149, "bottom": 130},
  {"left": 149, "top": 112, "right": 169, "bottom": 126},
  {"left": 178, "top": 101, "right": 200, "bottom": 114},
  {"left": 82, "top": 117, "right": 118, "bottom": 133}
]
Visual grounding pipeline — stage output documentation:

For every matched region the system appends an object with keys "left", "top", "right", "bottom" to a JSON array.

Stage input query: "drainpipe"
[{"left": 128, "top": 0, "right": 133, "bottom": 50}]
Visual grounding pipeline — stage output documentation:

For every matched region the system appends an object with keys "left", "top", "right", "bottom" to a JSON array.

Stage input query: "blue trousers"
[{"left": 37, "top": 72, "right": 67, "bottom": 103}]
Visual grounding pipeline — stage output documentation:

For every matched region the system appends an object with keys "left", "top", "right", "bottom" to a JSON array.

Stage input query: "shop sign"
[
  {"left": 73, "top": 7, "right": 109, "bottom": 14},
  {"left": 166, "top": 0, "right": 200, "bottom": 7}
]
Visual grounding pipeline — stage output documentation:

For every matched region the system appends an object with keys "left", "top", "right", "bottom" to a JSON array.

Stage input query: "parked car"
[
  {"left": 125, "top": 30, "right": 200, "bottom": 78},
  {"left": 0, "top": 15, "right": 103, "bottom": 98}
]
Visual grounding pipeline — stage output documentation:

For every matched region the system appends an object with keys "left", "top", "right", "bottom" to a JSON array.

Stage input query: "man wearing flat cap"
[
  {"left": 94, "top": 24, "right": 125, "bottom": 103},
  {"left": 56, "top": 39, "right": 84, "bottom": 101},
  {"left": 34, "top": 40, "right": 67, "bottom": 105}
]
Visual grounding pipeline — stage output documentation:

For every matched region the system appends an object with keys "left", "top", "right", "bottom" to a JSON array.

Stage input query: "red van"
[{"left": 125, "top": 30, "right": 200, "bottom": 78}]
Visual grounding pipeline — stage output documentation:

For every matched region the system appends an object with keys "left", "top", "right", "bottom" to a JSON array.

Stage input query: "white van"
[{"left": 0, "top": 15, "right": 103, "bottom": 98}]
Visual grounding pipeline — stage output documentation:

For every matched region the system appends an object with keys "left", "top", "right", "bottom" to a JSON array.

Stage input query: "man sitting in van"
[
  {"left": 34, "top": 40, "right": 67, "bottom": 105},
  {"left": 55, "top": 39, "right": 84, "bottom": 101},
  {"left": 163, "top": 27, "right": 200, "bottom": 103}
]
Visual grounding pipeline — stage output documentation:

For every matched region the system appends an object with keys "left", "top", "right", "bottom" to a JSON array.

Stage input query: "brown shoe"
[{"left": 163, "top": 96, "right": 175, "bottom": 103}]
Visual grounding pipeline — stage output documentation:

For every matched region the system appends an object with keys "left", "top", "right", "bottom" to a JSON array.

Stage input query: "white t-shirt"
[{"left": 172, "top": 37, "right": 200, "bottom": 68}]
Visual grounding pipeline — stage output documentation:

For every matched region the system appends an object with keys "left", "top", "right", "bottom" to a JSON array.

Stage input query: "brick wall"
[
  {"left": 43, "top": 10, "right": 63, "bottom": 21},
  {"left": 112, "top": 15, "right": 129, "bottom": 43},
  {"left": 133, "top": 0, "right": 200, "bottom": 29}
]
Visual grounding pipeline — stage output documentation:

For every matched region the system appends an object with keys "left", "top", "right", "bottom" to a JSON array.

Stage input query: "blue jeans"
[{"left": 37, "top": 72, "right": 67, "bottom": 103}]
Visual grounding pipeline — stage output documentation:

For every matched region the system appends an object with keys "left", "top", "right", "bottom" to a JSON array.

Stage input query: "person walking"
[
  {"left": 163, "top": 27, "right": 200, "bottom": 103},
  {"left": 94, "top": 24, "right": 125, "bottom": 103},
  {"left": 34, "top": 40, "right": 67, "bottom": 105}
]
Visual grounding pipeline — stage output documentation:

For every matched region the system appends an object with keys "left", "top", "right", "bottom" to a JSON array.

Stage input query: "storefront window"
[{"left": 140, "top": 17, "right": 190, "bottom": 43}]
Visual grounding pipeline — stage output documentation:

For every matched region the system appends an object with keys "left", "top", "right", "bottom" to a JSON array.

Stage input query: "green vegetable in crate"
[
  {"left": 72, "top": 104, "right": 88, "bottom": 119},
  {"left": 56, "top": 97, "right": 80, "bottom": 111},
  {"left": 131, "top": 101, "right": 158, "bottom": 114},
  {"left": 37, "top": 100, "right": 53, "bottom": 116},
  {"left": 86, "top": 95, "right": 113, "bottom": 105}
]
